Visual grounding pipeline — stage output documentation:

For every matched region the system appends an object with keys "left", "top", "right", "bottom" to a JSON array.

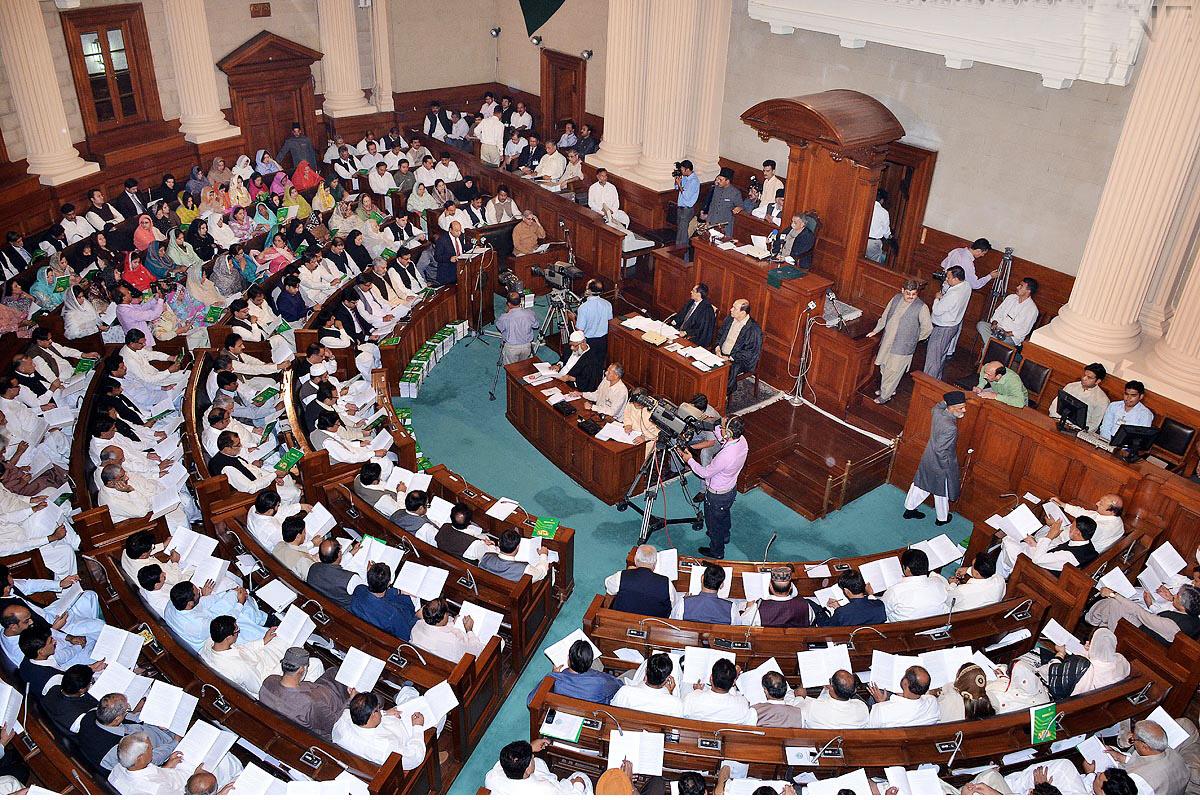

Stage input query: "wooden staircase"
[{"left": 738, "top": 399, "right": 895, "bottom": 520}]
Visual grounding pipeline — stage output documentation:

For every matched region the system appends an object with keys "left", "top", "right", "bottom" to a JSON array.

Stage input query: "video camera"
[
  {"left": 672, "top": 162, "right": 684, "bottom": 179},
  {"left": 497, "top": 268, "right": 523, "bottom": 294},
  {"left": 530, "top": 260, "right": 584, "bottom": 291},
  {"left": 632, "top": 391, "right": 716, "bottom": 446}
]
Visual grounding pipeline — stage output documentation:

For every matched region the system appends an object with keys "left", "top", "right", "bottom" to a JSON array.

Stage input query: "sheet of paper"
[
  {"left": 86, "top": 662, "right": 151, "bottom": 706},
  {"left": 859, "top": 556, "right": 903, "bottom": 593},
  {"left": 985, "top": 513, "right": 1004, "bottom": 529},
  {"left": 683, "top": 646, "right": 734, "bottom": 685},
  {"left": 869, "top": 650, "right": 923, "bottom": 695},
  {"left": 998, "top": 504, "right": 1043, "bottom": 540},
  {"left": 1098, "top": 567, "right": 1138, "bottom": 598},
  {"left": 606, "top": 730, "right": 665, "bottom": 776},
  {"left": 424, "top": 680, "right": 460, "bottom": 719},
  {"left": 1040, "top": 618, "right": 1087, "bottom": 656},
  {"left": 1022, "top": 492, "right": 1042, "bottom": 504},
  {"left": 392, "top": 561, "right": 448, "bottom": 600},
  {"left": 806, "top": 769, "right": 871, "bottom": 796},
  {"left": 613, "top": 648, "right": 645, "bottom": 664},
  {"left": 427, "top": 495, "right": 454, "bottom": 526},
  {"left": 687, "top": 564, "right": 732, "bottom": 598},
  {"left": 919, "top": 646, "right": 974, "bottom": 689},
  {"left": 654, "top": 549, "right": 679, "bottom": 582},
  {"left": 454, "top": 601, "right": 502, "bottom": 644},
  {"left": 230, "top": 763, "right": 287, "bottom": 795},
  {"left": 539, "top": 710, "right": 585, "bottom": 742},
  {"left": 140, "top": 681, "right": 197, "bottom": 735},
  {"left": 544, "top": 629, "right": 600, "bottom": 668},
  {"left": 914, "top": 534, "right": 965, "bottom": 570},
  {"left": 735, "top": 657, "right": 782, "bottom": 705},
  {"left": 1077, "top": 736, "right": 1116, "bottom": 771},
  {"left": 275, "top": 605, "right": 316, "bottom": 648},
  {"left": 805, "top": 563, "right": 832, "bottom": 579},
  {"left": 1147, "top": 706, "right": 1190, "bottom": 748},
  {"left": 740, "top": 571, "right": 770, "bottom": 602},
  {"left": 256, "top": 579, "right": 298, "bottom": 612},
  {"left": 1148, "top": 541, "right": 1187, "bottom": 584},
  {"left": 91, "top": 625, "right": 143, "bottom": 669},
  {"left": 177, "top": 720, "right": 238, "bottom": 770},
  {"left": 334, "top": 647, "right": 385, "bottom": 692},
  {"left": 813, "top": 585, "right": 848, "bottom": 609},
  {"left": 190, "top": 555, "right": 229, "bottom": 591},
  {"left": 305, "top": 503, "right": 337, "bottom": 538},
  {"left": 486, "top": 497, "right": 520, "bottom": 520},
  {"left": 1043, "top": 501, "right": 1069, "bottom": 526},
  {"left": 796, "top": 645, "right": 852, "bottom": 689}
]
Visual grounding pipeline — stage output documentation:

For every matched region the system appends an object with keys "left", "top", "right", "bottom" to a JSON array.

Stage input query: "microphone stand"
[{"left": 463, "top": 239, "right": 503, "bottom": 348}]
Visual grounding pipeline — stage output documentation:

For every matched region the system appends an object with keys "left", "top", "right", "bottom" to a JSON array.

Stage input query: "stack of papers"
[
  {"left": 87, "top": 662, "right": 151, "bottom": 705},
  {"left": 255, "top": 580, "right": 299, "bottom": 613},
  {"left": 1097, "top": 567, "right": 1138, "bottom": 598},
  {"left": 140, "top": 681, "right": 198, "bottom": 735},
  {"left": 654, "top": 549, "right": 679, "bottom": 582},
  {"left": 812, "top": 584, "right": 848, "bottom": 609},
  {"left": 393, "top": 562, "right": 448, "bottom": 600},
  {"left": 860, "top": 556, "right": 904, "bottom": 593},
  {"left": 869, "top": 650, "right": 923, "bottom": 694},
  {"left": 334, "top": 648, "right": 385, "bottom": 692},
  {"left": 796, "top": 645, "right": 852, "bottom": 689},
  {"left": 382, "top": 466, "right": 432, "bottom": 494},
  {"left": 544, "top": 629, "right": 599, "bottom": 668},
  {"left": 920, "top": 646, "right": 975, "bottom": 688},
  {"left": 540, "top": 710, "right": 585, "bottom": 742},
  {"left": 397, "top": 681, "right": 459, "bottom": 731},
  {"left": 427, "top": 496, "right": 455, "bottom": 526},
  {"left": 91, "top": 625, "right": 144, "bottom": 669},
  {"left": 486, "top": 497, "right": 520, "bottom": 519},
  {"left": 1041, "top": 619, "right": 1087, "bottom": 655},
  {"left": 595, "top": 420, "right": 639, "bottom": 444},
  {"left": 740, "top": 571, "right": 771, "bottom": 602},
  {"left": 274, "top": 605, "right": 316, "bottom": 648},
  {"left": 176, "top": 720, "right": 238, "bottom": 770},
  {"left": 606, "top": 731, "right": 665, "bottom": 775},
  {"left": 682, "top": 646, "right": 735, "bottom": 685},
  {"left": 306, "top": 504, "right": 339, "bottom": 538},
  {"left": 454, "top": 601, "right": 503, "bottom": 644},
  {"left": 230, "top": 763, "right": 287, "bottom": 795},
  {"left": 619, "top": 316, "right": 680, "bottom": 340},
  {"left": 883, "top": 766, "right": 943, "bottom": 795},
  {"left": 806, "top": 769, "right": 872, "bottom": 795},
  {"left": 987, "top": 504, "right": 1043, "bottom": 541}
]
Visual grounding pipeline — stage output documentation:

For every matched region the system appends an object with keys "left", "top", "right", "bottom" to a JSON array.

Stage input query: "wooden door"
[
  {"left": 540, "top": 50, "right": 586, "bottom": 138},
  {"left": 240, "top": 90, "right": 303, "bottom": 163}
]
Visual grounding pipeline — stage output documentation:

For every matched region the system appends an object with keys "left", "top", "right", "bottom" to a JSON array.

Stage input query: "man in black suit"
[
  {"left": 516, "top": 133, "right": 547, "bottom": 175},
  {"left": 16, "top": 627, "right": 62, "bottom": 699},
  {"left": 432, "top": 221, "right": 464, "bottom": 286},
  {"left": 714, "top": 298, "right": 764, "bottom": 398},
  {"left": 772, "top": 212, "right": 817, "bottom": 272},
  {"left": 668, "top": 283, "right": 716, "bottom": 347},
  {"left": 1, "top": 232, "right": 32, "bottom": 279},
  {"left": 111, "top": 177, "right": 149, "bottom": 219},
  {"left": 553, "top": 330, "right": 603, "bottom": 392},
  {"left": 332, "top": 290, "right": 375, "bottom": 344}
]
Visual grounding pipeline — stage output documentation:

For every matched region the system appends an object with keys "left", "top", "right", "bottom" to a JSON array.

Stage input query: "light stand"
[{"left": 982, "top": 247, "right": 1015, "bottom": 324}]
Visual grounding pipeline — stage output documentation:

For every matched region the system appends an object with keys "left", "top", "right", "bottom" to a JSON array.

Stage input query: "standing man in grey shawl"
[
  {"left": 904, "top": 391, "right": 967, "bottom": 526},
  {"left": 867, "top": 280, "right": 932, "bottom": 404}
]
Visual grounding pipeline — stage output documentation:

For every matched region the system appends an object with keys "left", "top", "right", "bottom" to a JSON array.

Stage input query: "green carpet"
[{"left": 401, "top": 302, "right": 971, "bottom": 793}]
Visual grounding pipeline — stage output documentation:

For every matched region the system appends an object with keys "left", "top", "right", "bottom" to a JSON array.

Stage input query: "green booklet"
[
  {"left": 72, "top": 358, "right": 97, "bottom": 376},
  {"left": 379, "top": 335, "right": 401, "bottom": 347},
  {"left": 259, "top": 419, "right": 277, "bottom": 444},
  {"left": 1030, "top": 703, "right": 1058, "bottom": 744},
  {"left": 380, "top": 249, "right": 397, "bottom": 260},
  {"left": 253, "top": 386, "right": 280, "bottom": 404},
  {"left": 274, "top": 321, "right": 292, "bottom": 334},
  {"left": 53, "top": 275, "right": 70, "bottom": 292},
  {"left": 275, "top": 448, "right": 305, "bottom": 472},
  {"left": 532, "top": 517, "right": 560, "bottom": 539},
  {"left": 276, "top": 207, "right": 290, "bottom": 223},
  {"left": 146, "top": 408, "right": 172, "bottom": 425},
  {"left": 204, "top": 306, "right": 224, "bottom": 324},
  {"left": 294, "top": 243, "right": 308, "bottom": 258},
  {"left": 83, "top": 269, "right": 99, "bottom": 282},
  {"left": 370, "top": 211, "right": 385, "bottom": 224}
]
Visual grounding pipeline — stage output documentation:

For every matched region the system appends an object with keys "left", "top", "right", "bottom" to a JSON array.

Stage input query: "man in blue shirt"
[
  {"left": 572, "top": 279, "right": 613, "bottom": 363},
  {"left": 349, "top": 563, "right": 417, "bottom": 641},
  {"left": 675, "top": 160, "right": 699, "bottom": 246},
  {"left": 818, "top": 569, "right": 885, "bottom": 628},
  {"left": 526, "top": 639, "right": 621, "bottom": 705},
  {"left": 1098, "top": 380, "right": 1154, "bottom": 441}
]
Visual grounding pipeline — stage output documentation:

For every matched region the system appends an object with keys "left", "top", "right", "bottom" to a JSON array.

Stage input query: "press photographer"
[
  {"left": 676, "top": 414, "right": 747, "bottom": 559},
  {"left": 567, "top": 279, "right": 613, "bottom": 362},
  {"left": 674, "top": 159, "right": 699, "bottom": 246}
]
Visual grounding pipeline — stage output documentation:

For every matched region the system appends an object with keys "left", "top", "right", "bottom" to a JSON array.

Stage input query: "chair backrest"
[
  {"left": 1018, "top": 358, "right": 1051, "bottom": 406},
  {"left": 1156, "top": 417, "right": 1196, "bottom": 457},
  {"left": 982, "top": 337, "right": 1016, "bottom": 368}
]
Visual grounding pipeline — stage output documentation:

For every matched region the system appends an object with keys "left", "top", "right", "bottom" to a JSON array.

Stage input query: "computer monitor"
[
  {"left": 1110, "top": 424, "right": 1159, "bottom": 463},
  {"left": 1054, "top": 390, "right": 1090, "bottom": 432}
]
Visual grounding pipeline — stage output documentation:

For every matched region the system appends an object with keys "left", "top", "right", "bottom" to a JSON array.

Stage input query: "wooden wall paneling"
[{"left": 539, "top": 50, "right": 586, "bottom": 139}]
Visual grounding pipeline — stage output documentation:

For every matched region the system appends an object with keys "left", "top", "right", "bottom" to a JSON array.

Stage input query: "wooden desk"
[
  {"left": 807, "top": 314, "right": 878, "bottom": 415},
  {"left": 652, "top": 238, "right": 832, "bottom": 392},
  {"left": 505, "top": 360, "right": 645, "bottom": 505},
  {"left": 606, "top": 316, "right": 730, "bottom": 414}
]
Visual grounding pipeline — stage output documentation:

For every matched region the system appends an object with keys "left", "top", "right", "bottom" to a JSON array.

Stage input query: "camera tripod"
[
  {"left": 618, "top": 439, "right": 705, "bottom": 546},
  {"left": 486, "top": 290, "right": 575, "bottom": 401}
]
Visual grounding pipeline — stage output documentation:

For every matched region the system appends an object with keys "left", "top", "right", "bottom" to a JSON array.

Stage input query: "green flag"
[{"left": 519, "top": 0, "right": 566, "bottom": 35}]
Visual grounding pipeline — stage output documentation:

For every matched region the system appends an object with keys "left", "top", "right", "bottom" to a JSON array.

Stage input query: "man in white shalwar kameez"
[
  {"left": 164, "top": 581, "right": 269, "bottom": 651},
  {"left": 484, "top": 739, "right": 592, "bottom": 795},
  {"left": 200, "top": 616, "right": 319, "bottom": 699},
  {"left": 0, "top": 382, "right": 70, "bottom": 469},
  {"left": 332, "top": 690, "right": 429, "bottom": 769}
]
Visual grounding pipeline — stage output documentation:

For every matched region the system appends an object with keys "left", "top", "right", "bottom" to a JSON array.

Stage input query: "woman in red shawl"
[
  {"left": 291, "top": 160, "right": 321, "bottom": 193},
  {"left": 121, "top": 252, "right": 157, "bottom": 292}
]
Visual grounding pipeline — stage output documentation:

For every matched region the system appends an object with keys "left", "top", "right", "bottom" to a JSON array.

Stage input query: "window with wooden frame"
[{"left": 60, "top": 4, "right": 162, "bottom": 138}]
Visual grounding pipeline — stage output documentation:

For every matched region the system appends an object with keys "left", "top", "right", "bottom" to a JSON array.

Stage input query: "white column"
[
  {"left": 1137, "top": 150, "right": 1200, "bottom": 337},
  {"left": 590, "top": 0, "right": 648, "bottom": 172},
  {"left": 1142, "top": 254, "right": 1200, "bottom": 398},
  {"left": 0, "top": 0, "right": 98, "bottom": 185},
  {"left": 317, "top": 0, "right": 374, "bottom": 118},
  {"left": 633, "top": 0, "right": 700, "bottom": 189},
  {"left": 687, "top": 0, "right": 732, "bottom": 180},
  {"left": 370, "top": 0, "right": 394, "bottom": 113},
  {"left": 1029, "top": 6, "right": 1200, "bottom": 366},
  {"left": 161, "top": 0, "right": 241, "bottom": 144}
]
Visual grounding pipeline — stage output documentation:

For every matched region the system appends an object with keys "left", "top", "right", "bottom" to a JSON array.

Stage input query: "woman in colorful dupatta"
[
  {"left": 209, "top": 253, "right": 248, "bottom": 298},
  {"left": 143, "top": 240, "right": 187, "bottom": 282},
  {"left": 229, "top": 175, "right": 252, "bottom": 209},
  {"left": 261, "top": 232, "right": 296, "bottom": 275},
  {"left": 207, "top": 156, "right": 234, "bottom": 188},
  {"left": 132, "top": 214, "right": 165, "bottom": 251},
  {"left": 312, "top": 181, "right": 335, "bottom": 214},
  {"left": 228, "top": 206, "right": 258, "bottom": 241},
  {"left": 227, "top": 243, "right": 263, "bottom": 284},
  {"left": 176, "top": 193, "right": 199, "bottom": 228},
  {"left": 282, "top": 186, "right": 313, "bottom": 220},
  {"left": 327, "top": 176, "right": 346, "bottom": 204},
  {"left": 184, "top": 166, "right": 210, "bottom": 196},
  {"left": 119, "top": 253, "right": 156, "bottom": 294},
  {"left": 270, "top": 170, "right": 293, "bottom": 196},
  {"left": 291, "top": 160, "right": 321, "bottom": 192},
  {"left": 198, "top": 187, "right": 224, "bottom": 218},
  {"left": 255, "top": 149, "right": 283, "bottom": 176}
]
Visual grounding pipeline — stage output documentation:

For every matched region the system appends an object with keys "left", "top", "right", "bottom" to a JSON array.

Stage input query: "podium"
[{"left": 455, "top": 248, "right": 498, "bottom": 329}]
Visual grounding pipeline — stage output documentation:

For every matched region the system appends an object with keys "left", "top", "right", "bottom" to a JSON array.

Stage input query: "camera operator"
[
  {"left": 496, "top": 292, "right": 539, "bottom": 364},
  {"left": 676, "top": 414, "right": 748, "bottom": 559},
  {"left": 568, "top": 278, "right": 613, "bottom": 362},
  {"left": 678, "top": 393, "right": 722, "bottom": 466},
  {"left": 674, "top": 160, "right": 699, "bottom": 246}
]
